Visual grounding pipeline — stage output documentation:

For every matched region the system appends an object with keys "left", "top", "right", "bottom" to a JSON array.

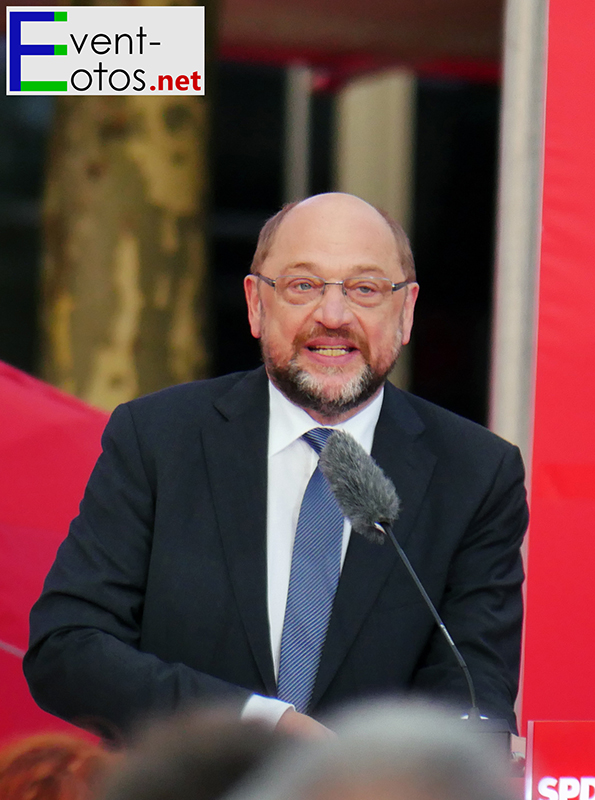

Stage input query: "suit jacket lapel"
[
  {"left": 311, "top": 384, "right": 437, "bottom": 708},
  {"left": 202, "top": 367, "right": 277, "bottom": 696}
]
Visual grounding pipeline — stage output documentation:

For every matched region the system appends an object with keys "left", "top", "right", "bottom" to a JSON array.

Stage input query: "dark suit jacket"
[{"left": 24, "top": 367, "right": 527, "bottom": 737}]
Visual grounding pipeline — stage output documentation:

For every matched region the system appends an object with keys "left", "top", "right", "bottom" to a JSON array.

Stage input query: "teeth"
[{"left": 313, "top": 347, "right": 350, "bottom": 356}]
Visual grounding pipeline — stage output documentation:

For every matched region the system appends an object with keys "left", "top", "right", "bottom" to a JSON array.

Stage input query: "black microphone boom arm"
[{"left": 375, "top": 521, "right": 479, "bottom": 718}]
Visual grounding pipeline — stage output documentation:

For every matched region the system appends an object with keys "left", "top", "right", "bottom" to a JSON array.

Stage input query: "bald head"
[{"left": 251, "top": 193, "right": 415, "bottom": 282}]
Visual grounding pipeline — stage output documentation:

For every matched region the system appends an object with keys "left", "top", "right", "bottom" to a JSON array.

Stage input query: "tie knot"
[{"left": 303, "top": 427, "right": 335, "bottom": 455}]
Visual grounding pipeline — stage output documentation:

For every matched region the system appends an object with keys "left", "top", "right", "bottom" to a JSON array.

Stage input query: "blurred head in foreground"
[
  {"left": 0, "top": 733, "right": 115, "bottom": 800},
  {"left": 225, "top": 700, "right": 513, "bottom": 800},
  {"left": 100, "top": 706, "right": 290, "bottom": 800}
]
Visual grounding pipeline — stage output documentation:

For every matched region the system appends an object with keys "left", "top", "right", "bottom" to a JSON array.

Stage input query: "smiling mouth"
[{"left": 307, "top": 345, "right": 357, "bottom": 357}]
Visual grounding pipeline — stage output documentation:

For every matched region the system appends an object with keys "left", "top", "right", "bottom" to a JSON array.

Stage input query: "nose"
[{"left": 312, "top": 283, "right": 356, "bottom": 329}]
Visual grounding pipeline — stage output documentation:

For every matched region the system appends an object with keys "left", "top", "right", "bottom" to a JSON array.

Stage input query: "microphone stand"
[
  {"left": 375, "top": 521, "right": 512, "bottom": 759},
  {"left": 374, "top": 521, "right": 481, "bottom": 721}
]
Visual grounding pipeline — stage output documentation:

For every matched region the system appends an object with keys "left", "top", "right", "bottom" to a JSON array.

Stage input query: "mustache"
[{"left": 293, "top": 326, "right": 371, "bottom": 359}]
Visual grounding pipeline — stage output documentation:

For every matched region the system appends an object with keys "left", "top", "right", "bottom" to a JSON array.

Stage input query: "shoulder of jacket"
[{"left": 391, "top": 386, "right": 520, "bottom": 455}]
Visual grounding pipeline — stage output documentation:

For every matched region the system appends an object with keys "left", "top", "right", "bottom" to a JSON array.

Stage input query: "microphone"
[{"left": 318, "top": 430, "right": 481, "bottom": 721}]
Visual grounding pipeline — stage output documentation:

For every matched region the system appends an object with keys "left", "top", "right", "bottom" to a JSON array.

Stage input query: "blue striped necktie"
[{"left": 277, "top": 427, "right": 344, "bottom": 713}]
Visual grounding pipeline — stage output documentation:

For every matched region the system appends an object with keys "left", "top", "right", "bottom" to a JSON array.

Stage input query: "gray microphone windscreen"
[{"left": 318, "top": 430, "right": 401, "bottom": 544}]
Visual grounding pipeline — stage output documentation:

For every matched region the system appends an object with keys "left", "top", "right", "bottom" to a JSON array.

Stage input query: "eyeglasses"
[{"left": 252, "top": 273, "right": 412, "bottom": 308}]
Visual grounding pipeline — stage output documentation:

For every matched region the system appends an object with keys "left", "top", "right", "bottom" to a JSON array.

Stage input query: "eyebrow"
[{"left": 279, "top": 262, "right": 390, "bottom": 277}]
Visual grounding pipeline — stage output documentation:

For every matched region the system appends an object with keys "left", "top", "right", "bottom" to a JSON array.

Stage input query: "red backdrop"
[
  {"left": 0, "top": 361, "right": 107, "bottom": 744},
  {"left": 521, "top": 0, "right": 595, "bottom": 731}
]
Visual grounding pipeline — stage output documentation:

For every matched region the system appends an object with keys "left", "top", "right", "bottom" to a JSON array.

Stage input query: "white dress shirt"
[{"left": 243, "top": 380, "right": 383, "bottom": 723}]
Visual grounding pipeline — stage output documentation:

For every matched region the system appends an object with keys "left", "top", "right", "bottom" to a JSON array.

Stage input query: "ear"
[
  {"left": 244, "top": 275, "right": 263, "bottom": 339},
  {"left": 400, "top": 282, "right": 419, "bottom": 346}
]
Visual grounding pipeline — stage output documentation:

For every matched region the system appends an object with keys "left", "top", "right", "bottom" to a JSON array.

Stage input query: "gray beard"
[{"left": 264, "top": 353, "right": 397, "bottom": 418}]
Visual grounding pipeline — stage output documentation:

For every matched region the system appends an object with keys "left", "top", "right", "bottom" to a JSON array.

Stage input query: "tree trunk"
[{"left": 41, "top": 0, "right": 214, "bottom": 411}]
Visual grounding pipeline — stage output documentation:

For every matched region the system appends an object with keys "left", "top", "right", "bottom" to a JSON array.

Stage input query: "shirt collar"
[{"left": 268, "top": 379, "right": 384, "bottom": 458}]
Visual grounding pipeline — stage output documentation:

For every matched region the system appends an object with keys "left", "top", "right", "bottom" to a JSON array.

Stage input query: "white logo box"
[{"left": 6, "top": 6, "right": 205, "bottom": 95}]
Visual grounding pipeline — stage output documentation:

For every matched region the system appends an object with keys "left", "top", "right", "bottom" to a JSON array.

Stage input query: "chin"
[{"left": 265, "top": 356, "right": 392, "bottom": 418}]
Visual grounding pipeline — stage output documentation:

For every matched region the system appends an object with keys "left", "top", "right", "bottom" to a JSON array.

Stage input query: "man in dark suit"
[{"left": 24, "top": 193, "right": 527, "bottom": 739}]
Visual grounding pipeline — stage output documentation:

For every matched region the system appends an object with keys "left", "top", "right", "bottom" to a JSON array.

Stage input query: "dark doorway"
[{"left": 411, "top": 79, "right": 500, "bottom": 425}]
